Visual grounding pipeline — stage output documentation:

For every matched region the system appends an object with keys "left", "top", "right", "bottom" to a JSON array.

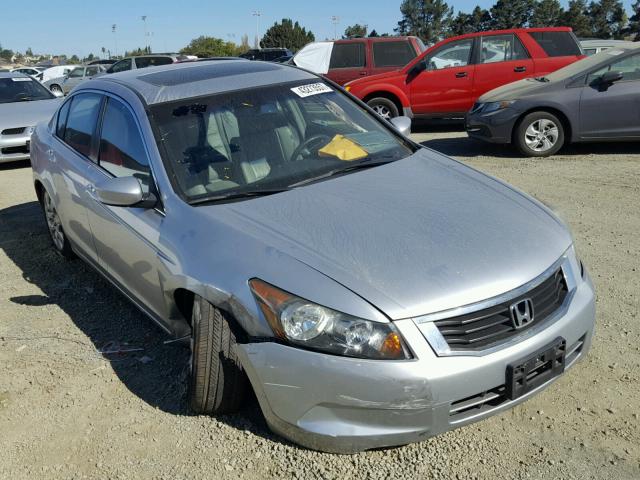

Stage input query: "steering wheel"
[{"left": 290, "top": 134, "right": 332, "bottom": 162}]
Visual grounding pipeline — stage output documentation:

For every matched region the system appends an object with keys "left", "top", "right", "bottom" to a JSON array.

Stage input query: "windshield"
[
  {"left": 544, "top": 49, "right": 629, "bottom": 82},
  {"left": 150, "top": 80, "right": 415, "bottom": 203},
  {"left": 0, "top": 77, "right": 55, "bottom": 103}
]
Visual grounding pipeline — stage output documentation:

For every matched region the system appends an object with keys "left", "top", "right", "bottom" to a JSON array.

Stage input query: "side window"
[
  {"left": 587, "top": 53, "right": 640, "bottom": 84},
  {"left": 63, "top": 93, "right": 102, "bottom": 157},
  {"left": 373, "top": 41, "right": 416, "bottom": 67},
  {"left": 86, "top": 66, "right": 99, "bottom": 77},
  {"left": 426, "top": 39, "right": 473, "bottom": 70},
  {"left": 481, "top": 35, "right": 529, "bottom": 64},
  {"left": 109, "top": 59, "right": 132, "bottom": 73},
  {"left": 330, "top": 43, "right": 366, "bottom": 69},
  {"left": 134, "top": 57, "right": 150, "bottom": 69},
  {"left": 98, "top": 98, "right": 150, "bottom": 184},
  {"left": 529, "top": 31, "right": 582, "bottom": 57},
  {"left": 55, "top": 99, "right": 72, "bottom": 138},
  {"left": 68, "top": 68, "right": 84, "bottom": 78}
]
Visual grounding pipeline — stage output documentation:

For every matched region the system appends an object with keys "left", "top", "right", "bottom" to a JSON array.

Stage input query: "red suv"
[{"left": 345, "top": 28, "right": 584, "bottom": 119}]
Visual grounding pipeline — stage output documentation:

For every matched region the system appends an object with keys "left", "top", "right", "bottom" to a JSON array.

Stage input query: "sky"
[{"left": 1, "top": 0, "right": 636, "bottom": 58}]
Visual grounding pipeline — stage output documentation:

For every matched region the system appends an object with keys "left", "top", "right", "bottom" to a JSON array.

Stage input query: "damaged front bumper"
[{"left": 237, "top": 273, "right": 595, "bottom": 454}]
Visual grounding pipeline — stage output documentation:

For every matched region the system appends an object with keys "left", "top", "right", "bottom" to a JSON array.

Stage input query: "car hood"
[
  {"left": 479, "top": 77, "right": 560, "bottom": 103},
  {"left": 0, "top": 98, "right": 61, "bottom": 130},
  {"left": 216, "top": 149, "right": 572, "bottom": 320}
]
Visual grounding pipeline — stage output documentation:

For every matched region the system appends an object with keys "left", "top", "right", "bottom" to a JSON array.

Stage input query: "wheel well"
[
  {"left": 363, "top": 91, "right": 403, "bottom": 115},
  {"left": 513, "top": 107, "right": 572, "bottom": 144},
  {"left": 174, "top": 288, "right": 195, "bottom": 325},
  {"left": 34, "top": 180, "right": 44, "bottom": 205}
]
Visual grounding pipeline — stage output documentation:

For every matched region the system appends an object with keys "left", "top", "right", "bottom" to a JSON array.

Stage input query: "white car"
[
  {"left": 580, "top": 39, "right": 636, "bottom": 56},
  {"left": 10, "top": 67, "right": 45, "bottom": 78},
  {"left": 40, "top": 65, "right": 80, "bottom": 83}
]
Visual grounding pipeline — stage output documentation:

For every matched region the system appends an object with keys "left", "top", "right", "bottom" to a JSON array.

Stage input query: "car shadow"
[
  {"left": 0, "top": 200, "right": 287, "bottom": 447},
  {"left": 0, "top": 159, "right": 30, "bottom": 171}
]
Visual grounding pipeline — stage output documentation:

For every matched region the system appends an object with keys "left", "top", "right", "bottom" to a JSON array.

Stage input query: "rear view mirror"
[
  {"left": 93, "top": 176, "right": 156, "bottom": 208},
  {"left": 390, "top": 116, "right": 412, "bottom": 137}
]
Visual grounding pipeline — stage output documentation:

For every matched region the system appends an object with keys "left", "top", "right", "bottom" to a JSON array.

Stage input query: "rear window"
[
  {"left": 372, "top": 41, "right": 416, "bottom": 67},
  {"left": 330, "top": 43, "right": 366, "bottom": 69},
  {"left": 135, "top": 56, "right": 174, "bottom": 69},
  {"left": 529, "top": 31, "right": 582, "bottom": 57}
]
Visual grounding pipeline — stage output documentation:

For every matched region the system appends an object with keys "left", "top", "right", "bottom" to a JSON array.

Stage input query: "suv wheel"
[
  {"left": 515, "top": 112, "right": 565, "bottom": 157},
  {"left": 367, "top": 97, "right": 399, "bottom": 120},
  {"left": 188, "top": 295, "right": 247, "bottom": 415},
  {"left": 42, "top": 189, "right": 74, "bottom": 258}
]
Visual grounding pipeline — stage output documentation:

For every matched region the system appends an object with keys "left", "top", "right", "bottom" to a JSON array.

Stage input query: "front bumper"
[
  {"left": 0, "top": 131, "right": 31, "bottom": 163},
  {"left": 465, "top": 107, "right": 521, "bottom": 144},
  {"left": 238, "top": 272, "right": 595, "bottom": 453}
]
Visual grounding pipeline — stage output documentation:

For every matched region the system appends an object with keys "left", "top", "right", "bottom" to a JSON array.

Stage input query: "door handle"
[
  {"left": 359, "top": 71, "right": 367, "bottom": 76},
  {"left": 514, "top": 66, "right": 527, "bottom": 73},
  {"left": 47, "top": 149, "right": 56, "bottom": 163},
  {"left": 455, "top": 72, "right": 468, "bottom": 78}
]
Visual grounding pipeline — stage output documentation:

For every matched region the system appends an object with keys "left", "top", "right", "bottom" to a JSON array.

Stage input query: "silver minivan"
[{"left": 30, "top": 61, "right": 595, "bottom": 453}]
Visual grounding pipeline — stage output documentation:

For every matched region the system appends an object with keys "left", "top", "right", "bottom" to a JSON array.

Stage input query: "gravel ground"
[{"left": 0, "top": 127, "right": 638, "bottom": 479}]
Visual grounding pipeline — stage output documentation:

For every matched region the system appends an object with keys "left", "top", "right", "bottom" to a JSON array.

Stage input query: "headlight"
[
  {"left": 249, "top": 279, "right": 412, "bottom": 360},
  {"left": 482, "top": 100, "right": 515, "bottom": 113}
]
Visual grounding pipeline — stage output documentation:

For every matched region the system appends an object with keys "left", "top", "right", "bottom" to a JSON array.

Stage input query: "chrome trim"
[{"left": 416, "top": 251, "right": 576, "bottom": 357}]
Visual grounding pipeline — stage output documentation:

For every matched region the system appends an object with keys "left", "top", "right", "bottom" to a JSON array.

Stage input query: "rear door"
[
  {"left": 473, "top": 34, "right": 534, "bottom": 100},
  {"left": 370, "top": 39, "right": 419, "bottom": 76},
  {"left": 326, "top": 41, "right": 367, "bottom": 85},
  {"left": 526, "top": 30, "right": 583, "bottom": 75},
  {"left": 409, "top": 37, "right": 476, "bottom": 115},
  {"left": 579, "top": 52, "right": 640, "bottom": 138}
]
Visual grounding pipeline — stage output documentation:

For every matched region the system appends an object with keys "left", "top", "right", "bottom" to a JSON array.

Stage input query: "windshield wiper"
[
  {"left": 288, "top": 158, "right": 395, "bottom": 188},
  {"left": 189, "top": 188, "right": 290, "bottom": 206}
]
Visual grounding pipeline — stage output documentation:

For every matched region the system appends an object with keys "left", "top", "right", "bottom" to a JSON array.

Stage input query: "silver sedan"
[{"left": 30, "top": 61, "right": 595, "bottom": 453}]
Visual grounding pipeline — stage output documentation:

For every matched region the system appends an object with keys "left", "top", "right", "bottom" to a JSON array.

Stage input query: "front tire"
[
  {"left": 188, "top": 296, "right": 247, "bottom": 415},
  {"left": 367, "top": 97, "right": 400, "bottom": 120},
  {"left": 515, "top": 111, "right": 565, "bottom": 157},
  {"left": 42, "top": 189, "right": 74, "bottom": 258}
]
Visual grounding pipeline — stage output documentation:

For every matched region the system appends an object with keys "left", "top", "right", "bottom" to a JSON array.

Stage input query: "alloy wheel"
[
  {"left": 524, "top": 119, "right": 559, "bottom": 153},
  {"left": 43, "top": 192, "right": 65, "bottom": 251},
  {"left": 372, "top": 104, "right": 391, "bottom": 120}
]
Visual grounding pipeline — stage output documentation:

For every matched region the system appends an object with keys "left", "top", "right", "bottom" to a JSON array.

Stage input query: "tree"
[
  {"left": 260, "top": 19, "right": 315, "bottom": 52},
  {"left": 25, "top": 47, "right": 33, "bottom": 57},
  {"left": 588, "top": 0, "right": 627, "bottom": 38},
  {"left": 237, "top": 34, "right": 251, "bottom": 55},
  {"left": 125, "top": 46, "right": 151, "bottom": 57},
  {"left": 530, "top": 0, "right": 565, "bottom": 27},
  {"left": 561, "top": 0, "right": 593, "bottom": 37},
  {"left": 68, "top": 54, "right": 80, "bottom": 63},
  {"left": 369, "top": 29, "right": 379, "bottom": 37},
  {"left": 628, "top": 0, "right": 640, "bottom": 39},
  {"left": 0, "top": 43, "right": 14, "bottom": 62},
  {"left": 396, "top": 0, "right": 454, "bottom": 44},
  {"left": 101, "top": 47, "right": 106, "bottom": 58},
  {"left": 344, "top": 24, "right": 368, "bottom": 38},
  {"left": 450, "top": 6, "right": 491, "bottom": 35},
  {"left": 180, "top": 36, "right": 237, "bottom": 57},
  {"left": 490, "top": 0, "right": 535, "bottom": 29}
]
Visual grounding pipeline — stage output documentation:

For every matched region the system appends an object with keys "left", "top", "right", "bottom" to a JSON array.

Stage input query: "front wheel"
[
  {"left": 367, "top": 97, "right": 399, "bottom": 120},
  {"left": 188, "top": 296, "right": 248, "bottom": 415},
  {"left": 514, "top": 112, "right": 565, "bottom": 157}
]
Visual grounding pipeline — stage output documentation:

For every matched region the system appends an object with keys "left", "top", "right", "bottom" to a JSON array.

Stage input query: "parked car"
[
  {"left": 43, "top": 65, "right": 107, "bottom": 95},
  {"left": 345, "top": 27, "right": 584, "bottom": 119},
  {"left": 105, "top": 54, "right": 187, "bottom": 74},
  {"left": 240, "top": 48, "right": 293, "bottom": 61},
  {"left": 11, "top": 67, "right": 45, "bottom": 78},
  {"left": 580, "top": 39, "right": 636, "bottom": 56},
  {"left": 466, "top": 44, "right": 640, "bottom": 156},
  {"left": 88, "top": 59, "right": 117, "bottom": 65},
  {"left": 0, "top": 72, "right": 61, "bottom": 163},
  {"left": 30, "top": 60, "right": 594, "bottom": 453},
  {"left": 273, "top": 54, "right": 293, "bottom": 63},
  {"left": 293, "top": 37, "right": 426, "bottom": 85},
  {"left": 40, "top": 65, "right": 81, "bottom": 83}
]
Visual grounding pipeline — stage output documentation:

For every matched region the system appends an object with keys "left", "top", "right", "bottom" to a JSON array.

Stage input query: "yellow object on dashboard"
[{"left": 318, "top": 134, "right": 368, "bottom": 161}]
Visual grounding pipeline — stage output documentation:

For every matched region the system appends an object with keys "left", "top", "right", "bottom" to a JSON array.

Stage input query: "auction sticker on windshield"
[{"left": 291, "top": 83, "right": 333, "bottom": 98}]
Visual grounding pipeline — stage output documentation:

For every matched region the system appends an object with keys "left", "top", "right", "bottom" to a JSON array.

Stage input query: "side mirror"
[
  {"left": 51, "top": 89, "right": 63, "bottom": 98},
  {"left": 390, "top": 116, "right": 412, "bottom": 137},
  {"left": 94, "top": 176, "right": 156, "bottom": 208},
  {"left": 601, "top": 70, "right": 623, "bottom": 86}
]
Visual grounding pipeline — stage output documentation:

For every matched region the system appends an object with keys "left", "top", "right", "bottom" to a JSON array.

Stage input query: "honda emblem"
[{"left": 510, "top": 299, "right": 534, "bottom": 329}]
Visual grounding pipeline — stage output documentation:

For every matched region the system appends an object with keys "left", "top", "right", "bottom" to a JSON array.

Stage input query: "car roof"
[
  {"left": 581, "top": 39, "right": 636, "bottom": 47},
  {"left": 83, "top": 60, "right": 317, "bottom": 105},
  {"left": 0, "top": 71, "right": 31, "bottom": 79}
]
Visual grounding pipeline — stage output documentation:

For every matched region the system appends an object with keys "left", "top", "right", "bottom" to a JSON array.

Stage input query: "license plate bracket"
[{"left": 506, "top": 337, "right": 566, "bottom": 400}]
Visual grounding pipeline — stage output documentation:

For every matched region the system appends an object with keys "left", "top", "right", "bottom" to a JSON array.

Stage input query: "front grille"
[
  {"left": 1, "top": 145, "right": 29, "bottom": 155},
  {"left": 1, "top": 127, "right": 26, "bottom": 135},
  {"left": 434, "top": 269, "right": 568, "bottom": 351}
]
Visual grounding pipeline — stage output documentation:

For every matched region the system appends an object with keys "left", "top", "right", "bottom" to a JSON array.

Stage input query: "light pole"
[
  {"left": 112, "top": 24, "right": 118, "bottom": 58},
  {"left": 141, "top": 16, "right": 148, "bottom": 52},
  {"left": 252, "top": 11, "right": 262, "bottom": 49},
  {"left": 331, "top": 16, "right": 340, "bottom": 40}
]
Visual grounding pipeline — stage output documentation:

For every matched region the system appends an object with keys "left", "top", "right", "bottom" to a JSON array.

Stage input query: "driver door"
[
  {"left": 579, "top": 53, "right": 640, "bottom": 139},
  {"left": 409, "top": 38, "right": 476, "bottom": 116},
  {"left": 63, "top": 67, "right": 85, "bottom": 94}
]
